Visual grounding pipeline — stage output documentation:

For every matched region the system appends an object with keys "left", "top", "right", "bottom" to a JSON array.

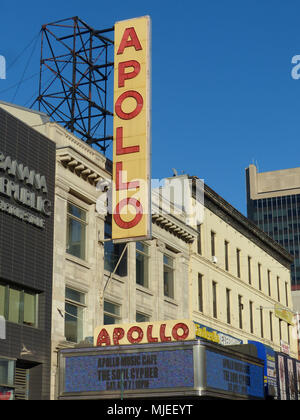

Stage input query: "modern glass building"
[{"left": 246, "top": 164, "right": 300, "bottom": 291}]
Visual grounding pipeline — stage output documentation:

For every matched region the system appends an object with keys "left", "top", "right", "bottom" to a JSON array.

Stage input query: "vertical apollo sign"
[{"left": 112, "top": 16, "right": 151, "bottom": 241}]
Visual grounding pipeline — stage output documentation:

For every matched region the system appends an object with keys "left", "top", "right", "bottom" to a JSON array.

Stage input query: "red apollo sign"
[
  {"left": 94, "top": 319, "right": 196, "bottom": 347},
  {"left": 112, "top": 16, "right": 151, "bottom": 241}
]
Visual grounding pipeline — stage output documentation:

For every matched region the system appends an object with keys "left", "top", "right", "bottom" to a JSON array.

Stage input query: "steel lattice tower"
[{"left": 32, "top": 16, "right": 114, "bottom": 153}]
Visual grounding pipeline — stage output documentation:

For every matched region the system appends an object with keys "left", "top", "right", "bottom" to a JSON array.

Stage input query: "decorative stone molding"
[
  {"left": 152, "top": 213, "right": 196, "bottom": 243},
  {"left": 156, "top": 239, "right": 166, "bottom": 252},
  {"left": 57, "top": 147, "right": 107, "bottom": 186}
]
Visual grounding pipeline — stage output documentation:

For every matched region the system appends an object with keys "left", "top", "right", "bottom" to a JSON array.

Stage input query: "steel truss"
[{"left": 32, "top": 16, "right": 114, "bottom": 153}]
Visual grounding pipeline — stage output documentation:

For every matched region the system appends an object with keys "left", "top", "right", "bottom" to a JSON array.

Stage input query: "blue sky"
[{"left": 1, "top": 0, "right": 300, "bottom": 215}]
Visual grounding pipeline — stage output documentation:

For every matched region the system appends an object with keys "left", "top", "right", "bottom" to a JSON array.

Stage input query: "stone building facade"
[{"left": 0, "top": 102, "right": 297, "bottom": 400}]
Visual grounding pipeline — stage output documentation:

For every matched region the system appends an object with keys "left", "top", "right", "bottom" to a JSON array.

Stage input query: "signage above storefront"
[
  {"left": 275, "top": 304, "right": 294, "bottom": 325},
  {"left": 0, "top": 151, "right": 52, "bottom": 228},
  {"left": 112, "top": 16, "right": 151, "bottom": 242},
  {"left": 94, "top": 319, "right": 195, "bottom": 347},
  {"left": 194, "top": 322, "right": 243, "bottom": 346}
]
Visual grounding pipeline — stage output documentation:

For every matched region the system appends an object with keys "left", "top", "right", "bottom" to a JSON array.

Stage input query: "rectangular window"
[
  {"left": 277, "top": 276, "right": 280, "bottom": 302},
  {"left": 8, "top": 288, "right": 21, "bottom": 324},
  {"left": 65, "top": 287, "right": 86, "bottom": 343},
  {"left": 197, "top": 224, "right": 202, "bottom": 255},
  {"left": 136, "top": 312, "right": 150, "bottom": 322},
  {"left": 260, "top": 307, "right": 264, "bottom": 338},
  {"left": 236, "top": 249, "right": 241, "bottom": 278},
  {"left": 198, "top": 274, "right": 203, "bottom": 312},
  {"left": 238, "top": 295, "right": 243, "bottom": 329},
  {"left": 0, "top": 359, "right": 15, "bottom": 388},
  {"left": 0, "top": 284, "right": 5, "bottom": 317},
  {"left": 224, "top": 241, "right": 229, "bottom": 271},
  {"left": 269, "top": 312, "right": 273, "bottom": 342},
  {"left": 66, "top": 203, "right": 87, "bottom": 260},
  {"left": 249, "top": 301, "right": 254, "bottom": 334},
  {"left": 23, "top": 291, "right": 37, "bottom": 327},
  {"left": 104, "top": 300, "right": 121, "bottom": 325},
  {"left": 226, "top": 288, "right": 231, "bottom": 324},
  {"left": 267, "top": 270, "right": 271, "bottom": 297},
  {"left": 0, "top": 283, "right": 38, "bottom": 328},
  {"left": 164, "top": 254, "right": 174, "bottom": 299},
  {"left": 212, "top": 281, "right": 217, "bottom": 318},
  {"left": 136, "top": 242, "right": 149, "bottom": 288},
  {"left": 248, "top": 256, "right": 252, "bottom": 285},
  {"left": 211, "top": 231, "right": 216, "bottom": 257},
  {"left": 285, "top": 282, "right": 289, "bottom": 307},
  {"left": 258, "top": 263, "right": 262, "bottom": 291},
  {"left": 279, "top": 319, "right": 282, "bottom": 341},
  {"left": 104, "top": 217, "right": 127, "bottom": 276}
]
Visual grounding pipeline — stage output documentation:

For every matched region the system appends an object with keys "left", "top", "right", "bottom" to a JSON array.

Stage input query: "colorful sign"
[
  {"left": 194, "top": 322, "right": 243, "bottom": 346},
  {"left": 112, "top": 16, "right": 151, "bottom": 241},
  {"left": 249, "top": 341, "right": 277, "bottom": 397},
  {"left": 94, "top": 319, "right": 195, "bottom": 347},
  {"left": 0, "top": 387, "right": 13, "bottom": 400}
]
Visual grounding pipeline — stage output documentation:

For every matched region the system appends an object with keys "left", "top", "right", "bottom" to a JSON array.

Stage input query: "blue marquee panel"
[
  {"left": 206, "top": 350, "right": 264, "bottom": 398},
  {"left": 64, "top": 348, "right": 194, "bottom": 393}
]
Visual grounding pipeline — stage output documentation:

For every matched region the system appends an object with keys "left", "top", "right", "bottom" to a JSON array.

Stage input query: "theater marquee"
[{"left": 112, "top": 16, "right": 151, "bottom": 241}]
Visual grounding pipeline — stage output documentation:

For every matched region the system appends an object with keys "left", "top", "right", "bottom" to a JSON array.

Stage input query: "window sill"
[
  {"left": 104, "top": 269, "right": 127, "bottom": 283},
  {"left": 136, "top": 284, "right": 153, "bottom": 296},
  {"left": 5, "top": 320, "right": 39, "bottom": 330},
  {"left": 56, "top": 340, "right": 78, "bottom": 350},
  {"left": 65, "top": 253, "right": 91, "bottom": 269},
  {"left": 163, "top": 296, "right": 178, "bottom": 306}
]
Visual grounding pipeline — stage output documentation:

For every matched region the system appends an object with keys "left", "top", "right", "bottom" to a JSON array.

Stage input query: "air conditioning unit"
[{"left": 212, "top": 256, "right": 218, "bottom": 264}]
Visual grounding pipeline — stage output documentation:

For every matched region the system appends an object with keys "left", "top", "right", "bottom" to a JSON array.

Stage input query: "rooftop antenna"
[{"left": 31, "top": 16, "right": 114, "bottom": 154}]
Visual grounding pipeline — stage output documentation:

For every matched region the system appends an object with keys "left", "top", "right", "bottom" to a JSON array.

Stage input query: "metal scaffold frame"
[{"left": 32, "top": 16, "right": 114, "bottom": 153}]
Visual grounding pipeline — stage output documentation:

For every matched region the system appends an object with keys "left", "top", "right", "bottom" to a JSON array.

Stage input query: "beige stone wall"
[
  {"left": 2, "top": 102, "right": 297, "bottom": 399},
  {"left": 247, "top": 163, "right": 300, "bottom": 199},
  {"left": 189, "top": 201, "right": 298, "bottom": 358}
]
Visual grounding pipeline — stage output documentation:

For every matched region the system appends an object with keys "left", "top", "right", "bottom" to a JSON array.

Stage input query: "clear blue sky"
[{"left": 1, "top": 0, "right": 300, "bottom": 215}]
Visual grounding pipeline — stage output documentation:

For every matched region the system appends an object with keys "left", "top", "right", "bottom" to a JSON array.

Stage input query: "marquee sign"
[
  {"left": 58, "top": 338, "right": 264, "bottom": 400},
  {"left": 94, "top": 320, "right": 195, "bottom": 347},
  {"left": 112, "top": 16, "right": 151, "bottom": 241}
]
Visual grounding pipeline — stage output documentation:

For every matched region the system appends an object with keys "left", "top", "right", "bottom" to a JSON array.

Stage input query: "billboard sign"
[
  {"left": 112, "top": 16, "right": 151, "bottom": 242},
  {"left": 275, "top": 352, "right": 300, "bottom": 400},
  {"left": 248, "top": 341, "right": 277, "bottom": 397}
]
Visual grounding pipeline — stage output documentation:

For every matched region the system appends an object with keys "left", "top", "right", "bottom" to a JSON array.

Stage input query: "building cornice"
[
  {"left": 56, "top": 146, "right": 109, "bottom": 186},
  {"left": 190, "top": 177, "right": 293, "bottom": 269},
  {"left": 152, "top": 212, "right": 197, "bottom": 244}
]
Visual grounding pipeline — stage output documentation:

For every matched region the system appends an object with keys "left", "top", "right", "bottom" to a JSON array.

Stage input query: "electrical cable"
[
  {"left": 11, "top": 32, "right": 40, "bottom": 102},
  {"left": 6, "top": 31, "right": 40, "bottom": 71}
]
